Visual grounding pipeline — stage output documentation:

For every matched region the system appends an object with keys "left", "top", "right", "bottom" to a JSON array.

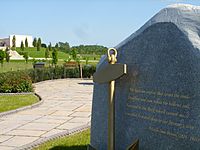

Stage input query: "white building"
[{"left": 0, "top": 35, "right": 33, "bottom": 48}]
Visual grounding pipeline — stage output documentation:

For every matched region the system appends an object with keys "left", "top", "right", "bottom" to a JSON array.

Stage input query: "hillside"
[{"left": 16, "top": 47, "right": 69, "bottom": 59}]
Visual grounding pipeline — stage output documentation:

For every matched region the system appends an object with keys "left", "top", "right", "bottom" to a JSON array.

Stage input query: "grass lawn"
[
  {"left": 35, "top": 129, "right": 90, "bottom": 150},
  {"left": 0, "top": 60, "right": 66, "bottom": 73},
  {"left": 81, "top": 54, "right": 101, "bottom": 61},
  {"left": 0, "top": 59, "right": 98, "bottom": 73},
  {"left": 16, "top": 47, "right": 69, "bottom": 59},
  {"left": 16, "top": 47, "right": 102, "bottom": 60},
  {"left": 0, "top": 94, "right": 39, "bottom": 113},
  {"left": 0, "top": 60, "right": 33, "bottom": 73},
  {"left": 0, "top": 47, "right": 101, "bottom": 73}
]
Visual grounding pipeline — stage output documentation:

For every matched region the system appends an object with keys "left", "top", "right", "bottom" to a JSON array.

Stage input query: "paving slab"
[
  {"left": 0, "top": 79, "right": 93, "bottom": 149},
  {"left": 0, "top": 136, "right": 38, "bottom": 147},
  {"left": 41, "top": 129, "right": 66, "bottom": 137},
  {"left": 68, "top": 117, "right": 91, "bottom": 123},
  {"left": 50, "top": 110, "right": 74, "bottom": 116},
  {"left": 70, "top": 111, "right": 91, "bottom": 117},
  {"left": 0, "top": 135, "right": 13, "bottom": 143},
  {"left": 1, "top": 114, "right": 43, "bottom": 121},
  {"left": 17, "top": 109, "right": 56, "bottom": 115},
  {"left": 75, "top": 104, "right": 92, "bottom": 112},
  {"left": 0, "top": 146, "right": 16, "bottom": 150},
  {"left": 42, "top": 115, "right": 72, "bottom": 120},
  {"left": 57, "top": 122, "right": 86, "bottom": 130},
  {"left": 7, "top": 130, "right": 46, "bottom": 137},
  {"left": 33, "top": 117, "right": 70, "bottom": 124}
]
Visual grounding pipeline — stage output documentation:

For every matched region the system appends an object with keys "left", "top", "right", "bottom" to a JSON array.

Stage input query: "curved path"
[{"left": 0, "top": 79, "right": 93, "bottom": 150}]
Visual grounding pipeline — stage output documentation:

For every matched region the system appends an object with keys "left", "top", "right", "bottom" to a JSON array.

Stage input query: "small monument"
[
  {"left": 90, "top": 48, "right": 127, "bottom": 150},
  {"left": 90, "top": 4, "right": 200, "bottom": 150}
]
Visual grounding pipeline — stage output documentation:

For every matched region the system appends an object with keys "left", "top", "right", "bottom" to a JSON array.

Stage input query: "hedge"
[
  {"left": 0, "top": 65, "right": 96, "bottom": 93},
  {"left": 0, "top": 71, "right": 33, "bottom": 93}
]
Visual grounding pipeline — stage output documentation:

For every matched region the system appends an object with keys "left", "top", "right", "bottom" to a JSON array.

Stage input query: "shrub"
[
  {"left": 41, "top": 43, "right": 47, "bottom": 48},
  {"left": 28, "top": 65, "right": 96, "bottom": 83},
  {"left": 0, "top": 50, "right": 5, "bottom": 67},
  {"left": 0, "top": 71, "right": 33, "bottom": 93},
  {"left": 0, "top": 65, "right": 96, "bottom": 93},
  {"left": 82, "top": 65, "right": 96, "bottom": 78},
  {"left": 28, "top": 66, "right": 80, "bottom": 83}
]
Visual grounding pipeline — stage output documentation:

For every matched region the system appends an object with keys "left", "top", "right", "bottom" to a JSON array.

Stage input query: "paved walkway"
[{"left": 0, "top": 79, "right": 93, "bottom": 150}]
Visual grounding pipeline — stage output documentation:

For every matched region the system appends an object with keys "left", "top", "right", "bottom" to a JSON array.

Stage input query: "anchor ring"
[{"left": 107, "top": 48, "right": 117, "bottom": 58}]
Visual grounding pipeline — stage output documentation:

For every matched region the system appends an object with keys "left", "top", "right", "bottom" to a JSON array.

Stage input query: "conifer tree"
[
  {"left": 25, "top": 37, "right": 28, "bottom": 47},
  {"left": 12, "top": 35, "right": 16, "bottom": 50},
  {"left": 33, "top": 38, "right": 37, "bottom": 47},
  {"left": 20, "top": 41, "right": 24, "bottom": 51},
  {"left": 5, "top": 47, "right": 10, "bottom": 63}
]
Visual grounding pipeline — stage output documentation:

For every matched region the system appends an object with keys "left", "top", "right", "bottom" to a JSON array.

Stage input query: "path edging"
[{"left": 0, "top": 93, "right": 43, "bottom": 118}]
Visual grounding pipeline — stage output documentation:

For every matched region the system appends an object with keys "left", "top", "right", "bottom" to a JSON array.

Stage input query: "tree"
[
  {"left": 52, "top": 48, "right": 58, "bottom": 66},
  {"left": 58, "top": 42, "right": 70, "bottom": 53},
  {"left": 70, "top": 45, "right": 107, "bottom": 55},
  {"left": 5, "top": 47, "right": 11, "bottom": 63},
  {"left": 70, "top": 48, "right": 78, "bottom": 61},
  {"left": 38, "top": 38, "right": 41, "bottom": 46},
  {"left": 85, "top": 56, "right": 89, "bottom": 65},
  {"left": 25, "top": 37, "right": 28, "bottom": 47},
  {"left": 37, "top": 38, "right": 41, "bottom": 51},
  {"left": 48, "top": 43, "right": 52, "bottom": 51},
  {"left": 20, "top": 41, "right": 24, "bottom": 51},
  {"left": 41, "top": 43, "right": 47, "bottom": 48},
  {"left": 45, "top": 47, "right": 50, "bottom": 60},
  {"left": 12, "top": 35, "right": 16, "bottom": 50},
  {"left": 0, "top": 50, "right": 5, "bottom": 67},
  {"left": 33, "top": 38, "right": 37, "bottom": 47},
  {"left": 55, "top": 43, "right": 59, "bottom": 49},
  {"left": 37, "top": 43, "right": 40, "bottom": 51},
  {"left": 23, "top": 52, "right": 29, "bottom": 63}
]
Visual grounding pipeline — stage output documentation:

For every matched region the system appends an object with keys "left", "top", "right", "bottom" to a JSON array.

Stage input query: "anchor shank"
[{"left": 108, "top": 80, "right": 115, "bottom": 150}]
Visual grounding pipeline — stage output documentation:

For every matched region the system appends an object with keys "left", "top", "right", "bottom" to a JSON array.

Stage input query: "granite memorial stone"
[{"left": 90, "top": 4, "right": 200, "bottom": 150}]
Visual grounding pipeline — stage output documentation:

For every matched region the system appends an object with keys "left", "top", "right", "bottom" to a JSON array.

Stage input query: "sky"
[{"left": 0, "top": 0, "right": 200, "bottom": 47}]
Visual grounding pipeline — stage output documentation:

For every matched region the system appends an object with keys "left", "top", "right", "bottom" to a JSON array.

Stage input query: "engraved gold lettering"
[
  {"left": 129, "top": 88, "right": 190, "bottom": 99},
  {"left": 190, "top": 136, "right": 200, "bottom": 142},
  {"left": 128, "top": 96, "right": 190, "bottom": 110},
  {"left": 127, "top": 88, "right": 197, "bottom": 142},
  {"left": 126, "top": 113, "right": 194, "bottom": 130},
  {"left": 127, "top": 104, "right": 187, "bottom": 119}
]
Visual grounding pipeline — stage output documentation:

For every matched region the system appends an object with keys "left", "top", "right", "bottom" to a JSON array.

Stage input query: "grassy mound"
[{"left": 16, "top": 47, "right": 69, "bottom": 59}]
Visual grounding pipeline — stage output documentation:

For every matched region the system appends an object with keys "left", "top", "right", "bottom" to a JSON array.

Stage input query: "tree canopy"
[
  {"left": 0, "top": 50, "right": 5, "bottom": 67},
  {"left": 12, "top": 35, "right": 16, "bottom": 50},
  {"left": 25, "top": 38, "right": 28, "bottom": 47},
  {"left": 20, "top": 41, "right": 24, "bottom": 51},
  {"left": 70, "top": 45, "right": 107, "bottom": 55},
  {"left": 33, "top": 38, "right": 37, "bottom": 47}
]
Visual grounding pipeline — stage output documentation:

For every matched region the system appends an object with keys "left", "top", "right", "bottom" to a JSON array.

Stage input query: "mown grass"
[
  {"left": 0, "top": 60, "right": 33, "bottom": 73},
  {"left": 16, "top": 47, "right": 69, "bottom": 59},
  {"left": 0, "top": 94, "right": 39, "bottom": 113},
  {"left": 16, "top": 47, "right": 102, "bottom": 60},
  {"left": 0, "top": 59, "right": 98, "bottom": 73},
  {"left": 0, "top": 60, "right": 65, "bottom": 73},
  {"left": 0, "top": 47, "right": 101, "bottom": 73},
  {"left": 35, "top": 129, "right": 90, "bottom": 150}
]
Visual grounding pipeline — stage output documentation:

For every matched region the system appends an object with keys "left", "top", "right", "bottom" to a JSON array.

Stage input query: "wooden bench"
[{"left": 63, "top": 61, "right": 78, "bottom": 68}]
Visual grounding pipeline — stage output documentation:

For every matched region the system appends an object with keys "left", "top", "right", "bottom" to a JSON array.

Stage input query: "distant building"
[{"left": 0, "top": 35, "right": 33, "bottom": 48}]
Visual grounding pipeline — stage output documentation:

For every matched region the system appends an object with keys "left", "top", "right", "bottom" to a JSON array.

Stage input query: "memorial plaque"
[{"left": 90, "top": 4, "right": 200, "bottom": 150}]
